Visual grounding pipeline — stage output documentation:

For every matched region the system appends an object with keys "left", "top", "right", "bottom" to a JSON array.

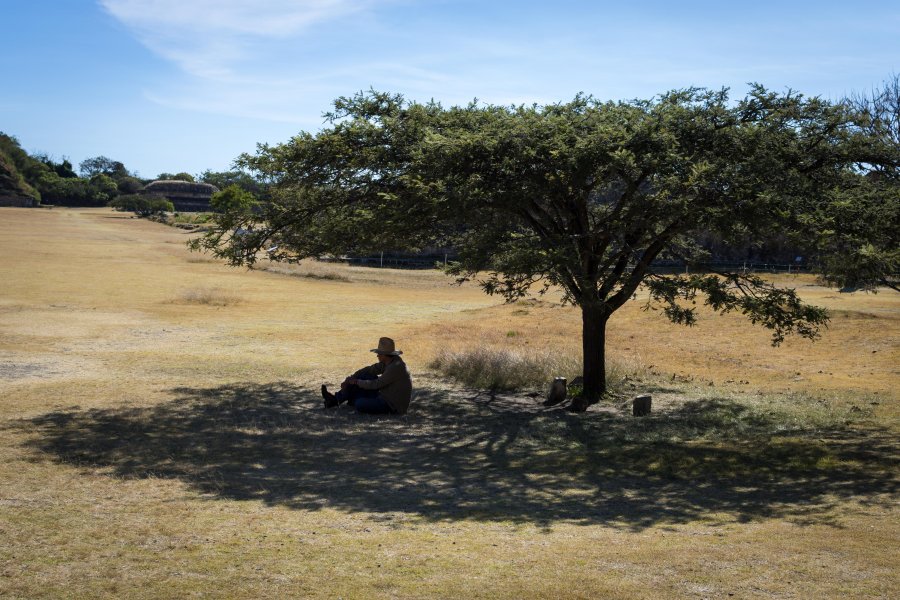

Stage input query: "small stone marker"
[
  {"left": 633, "top": 394, "right": 652, "bottom": 416},
  {"left": 544, "top": 377, "right": 568, "bottom": 406}
]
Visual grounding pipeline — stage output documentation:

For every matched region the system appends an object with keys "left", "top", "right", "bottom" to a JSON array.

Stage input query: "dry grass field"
[{"left": 1, "top": 207, "right": 897, "bottom": 599}]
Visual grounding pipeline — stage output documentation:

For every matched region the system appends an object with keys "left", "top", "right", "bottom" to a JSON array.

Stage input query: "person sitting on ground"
[{"left": 321, "top": 337, "right": 413, "bottom": 415}]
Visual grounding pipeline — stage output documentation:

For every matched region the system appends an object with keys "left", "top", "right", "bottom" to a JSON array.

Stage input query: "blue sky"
[{"left": 2, "top": 0, "right": 897, "bottom": 179}]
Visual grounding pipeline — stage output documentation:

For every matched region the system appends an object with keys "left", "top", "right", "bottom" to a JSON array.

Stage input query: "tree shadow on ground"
[{"left": 16, "top": 382, "right": 899, "bottom": 529}]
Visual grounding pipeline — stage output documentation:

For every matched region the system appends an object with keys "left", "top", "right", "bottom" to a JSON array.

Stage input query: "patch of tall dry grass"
[
  {"left": 255, "top": 262, "right": 351, "bottom": 282},
  {"left": 175, "top": 286, "right": 242, "bottom": 306},
  {"left": 428, "top": 346, "right": 644, "bottom": 393},
  {"left": 429, "top": 347, "right": 580, "bottom": 391}
]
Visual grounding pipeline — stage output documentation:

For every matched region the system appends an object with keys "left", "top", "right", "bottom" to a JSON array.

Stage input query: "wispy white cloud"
[
  {"left": 142, "top": 59, "right": 464, "bottom": 125},
  {"left": 99, "top": 0, "right": 382, "bottom": 78},
  {"left": 98, "top": 0, "right": 427, "bottom": 124},
  {"left": 98, "top": 0, "right": 533, "bottom": 124},
  {"left": 100, "top": 0, "right": 376, "bottom": 37}
]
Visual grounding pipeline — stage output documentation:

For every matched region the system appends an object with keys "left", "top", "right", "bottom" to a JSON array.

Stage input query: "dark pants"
[{"left": 335, "top": 374, "right": 395, "bottom": 415}]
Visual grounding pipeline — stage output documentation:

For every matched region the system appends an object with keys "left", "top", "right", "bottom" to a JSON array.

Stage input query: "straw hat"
[{"left": 370, "top": 337, "right": 402, "bottom": 356}]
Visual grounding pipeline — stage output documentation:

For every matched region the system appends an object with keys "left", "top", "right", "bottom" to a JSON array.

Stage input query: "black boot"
[{"left": 321, "top": 385, "right": 339, "bottom": 408}]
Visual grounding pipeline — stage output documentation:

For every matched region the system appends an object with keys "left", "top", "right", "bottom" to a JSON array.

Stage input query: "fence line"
[
  {"left": 319, "top": 255, "right": 810, "bottom": 274},
  {"left": 319, "top": 254, "right": 452, "bottom": 269},
  {"left": 650, "top": 261, "right": 811, "bottom": 275}
]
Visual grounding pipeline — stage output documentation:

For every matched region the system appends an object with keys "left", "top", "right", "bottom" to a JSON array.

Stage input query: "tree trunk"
[{"left": 578, "top": 303, "right": 609, "bottom": 410}]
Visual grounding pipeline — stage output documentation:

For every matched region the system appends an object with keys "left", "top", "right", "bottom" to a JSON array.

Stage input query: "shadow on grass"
[{"left": 17, "top": 382, "right": 899, "bottom": 529}]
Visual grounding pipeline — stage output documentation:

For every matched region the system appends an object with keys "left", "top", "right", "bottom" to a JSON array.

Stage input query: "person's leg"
[
  {"left": 323, "top": 372, "right": 378, "bottom": 407},
  {"left": 321, "top": 384, "right": 340, "bottom": 407},
  {"left": 353, "top": 395, "right": 395, "bottom": 414},
  {"left": 336, "top": 382, "right": 378, "bottom": 406}
]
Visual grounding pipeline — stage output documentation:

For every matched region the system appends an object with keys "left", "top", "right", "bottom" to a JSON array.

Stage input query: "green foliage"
[
  {"left": 846, "top": 73, "right": 899, "bottom": 181},
  {"left": 33, "top": 153, "right": 78, "bottom": 179},
  {"left": 644, "top": 273, "right": 829, "bottom": 345},
  {"left": 116, "top": 176, "right": 144, "bottom": 195},
  {"left": 79, "top": 155, "right": 131, "bottom": 180},
  {"left": 194, "top": 86, "right": 888, "bottom": 400},
  {"left": 34, "top": 171, "right": 120, "bottom": 206},
  {"left": 810, "top": 175, "right": 899, "bottom": 291},
  {"left": 0, "top": 133, "right": 41, "bottom": 175},
  {"left": 809, "top": 74, "right": 900, "bottom": 292},
  {"left": 155, "top": 198, "right": 176, "bottom": 214},
  {"left": 109, "top": 194, "right": 174, "bottom": 216},
  {"left": 210, "top": 184, "right": 256, "bottom": 214},
  {"left": 89, "top": 173, "right": 119, "bottom": 204},
  {"left": 157, "top": 172, "right": 194, "bottom": 182},
  {"left": 198, "top": 169, "right": 266, "bottom": 196},
  {"left": 34, "top": 171, "right": 87, "bottom": 205},
  {"left": 0, "top": 134, "right": 150, "bottom": 206},
  {"left": 172, "top": 212, "right": 214, "bottom": 226},
  {"left": 51, "top": 157, "right": 78, "bottom": 179},
  {"left": 0, "top": 135, "right": 131, "bottom": 206},
  {"left": 0, "top": 133, "right": 44, "bottom": 201}
]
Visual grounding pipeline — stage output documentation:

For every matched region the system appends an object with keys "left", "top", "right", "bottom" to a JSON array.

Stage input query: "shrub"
[
  {"left": 117, "top": 176, "right": 144, "bottom": 194},
  {"left": 109, "top": 194, "right": 174, "bottom": 216},
  {"left": 210, "top": 185, "right": 256, "bottom": 214},
  {"left": 430, "top": 346, "right": 646, "bottom": 394},
  {"left": 429, "top": 347, "right": 582, "bottom": 392},
  {"left": 256, "top": 263, "right": 351, "bottom": 282},
  {"left": 176, "top": 287, "right": 241, "bottom": 306}
]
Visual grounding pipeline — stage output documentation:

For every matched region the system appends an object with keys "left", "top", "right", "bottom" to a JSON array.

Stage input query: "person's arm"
[
  {"left": 348, "top": 362, "right": 384, "bottom": 382},
  {"left": 356, "top": 361, "right": 402, "bottom": 390}
]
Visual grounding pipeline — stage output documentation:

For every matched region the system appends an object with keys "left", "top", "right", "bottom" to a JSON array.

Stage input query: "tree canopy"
[
  {"left": 116, "top": 176, "right": 144, "bottom": 195},
  {"left": 79, "top": 155, "right": 131, "bottom": 181},
  {"left": 198, "top": 169, "right": 268, "bottom": 197},
  {"left": 109, "top": 194, "right": 174, "bottom": 216},
  {"left": 157, "top": 172, "right": 195, "bottom": 182},
  {"left": 185, "top": 85, "right": 895, "bottom": 403},
  {"left": 210, "top": 184, "right": 257, "bottom": 214},
  {"left": 0, "top": 134, "right": 119, "bottom": 206},
  {"left": 809, "top": 74, "right": 899, "bottom": 292}
]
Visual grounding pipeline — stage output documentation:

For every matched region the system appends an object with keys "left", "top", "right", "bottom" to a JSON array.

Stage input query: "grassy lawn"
[{"left": 1, "top": 207, "right": 897, "bottom": 598}]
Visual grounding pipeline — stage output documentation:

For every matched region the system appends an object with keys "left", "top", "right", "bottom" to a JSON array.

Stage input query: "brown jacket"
[{"left": 353, "top": 356, "right": 413, "bottom": 414}]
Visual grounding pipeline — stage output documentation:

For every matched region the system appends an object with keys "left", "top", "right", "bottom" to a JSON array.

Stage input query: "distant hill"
[
  {"left": 0, "top": 133, "right": 41, "bottom": 206},
  {"left": 0, "top": 148, "right": 38, "bottom": 206}
]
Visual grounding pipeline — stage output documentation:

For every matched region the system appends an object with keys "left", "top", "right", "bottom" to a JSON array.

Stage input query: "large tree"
[
  {"left": 809, "top": 74, "right": 900, "bottom": 291},
  {"left": 79, "top": 155, "right": 130, "bottom": 180},
  {"left": 194, "top": 86, "right": 888, "bottom": 405}
]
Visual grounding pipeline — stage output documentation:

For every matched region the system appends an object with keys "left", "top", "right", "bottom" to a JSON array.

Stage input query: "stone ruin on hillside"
[{"left": 141, "top": 180, "right": 219, "bottom": 212}]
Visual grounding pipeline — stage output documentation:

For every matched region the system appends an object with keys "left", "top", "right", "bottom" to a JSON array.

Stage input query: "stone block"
[{"left": 633, "top": 394, "right": 652, "bottom": 416}]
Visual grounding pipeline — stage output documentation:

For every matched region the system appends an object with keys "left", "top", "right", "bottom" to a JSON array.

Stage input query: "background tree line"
[{"left": 0, "top": 133, "right": 265, "bottom": 208}]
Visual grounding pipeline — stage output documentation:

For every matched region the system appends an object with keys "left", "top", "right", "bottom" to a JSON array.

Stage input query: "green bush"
[
  {"left": 109, "top": 194, "right": 174, "bottom": 216},
  {"left": 210, "top": 184, "right": 257, "bottom": 214},
  {"left": 117, "top": 176, "right": 144, "bottom": 195}
]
